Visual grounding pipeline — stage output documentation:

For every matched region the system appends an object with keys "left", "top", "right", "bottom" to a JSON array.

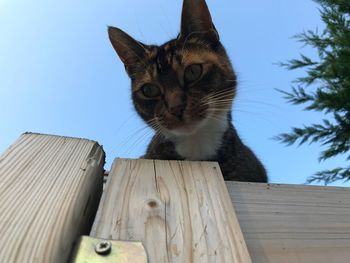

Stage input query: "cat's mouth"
[
  {"left": 167, "top": 120, "right": 205, "bottom": 136},
  {"left": 157, "top": 107, "right": 225, "bottom": 137},
  {"left": 156, "top": 96, "right": 232, "bottom": 137}
]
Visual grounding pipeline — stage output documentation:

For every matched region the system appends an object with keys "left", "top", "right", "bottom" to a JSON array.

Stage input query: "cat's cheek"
[
  {"left": 133, "top": 98, "right": 158, "bottom": 122},
  {"left": 186, "top": 96, "right": 208, "bottom": 120},
  {"left": 158, "top": 111, "right": 183, "bottom": 130}
]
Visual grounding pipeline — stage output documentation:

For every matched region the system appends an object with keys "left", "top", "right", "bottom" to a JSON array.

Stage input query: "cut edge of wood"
[
  {"left": 0, "top": 133, "right": 106, "bottom": 263},
  {"left": 226, "top": 180, "right": 350, "bottom": 191},
  {"left": 23, "top": 131, "right": 102, "bottom": 144}
]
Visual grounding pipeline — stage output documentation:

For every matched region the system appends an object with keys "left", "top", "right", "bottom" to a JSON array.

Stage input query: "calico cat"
[{"left": 108, "top": 0, "right": 267, "bottom": 182}]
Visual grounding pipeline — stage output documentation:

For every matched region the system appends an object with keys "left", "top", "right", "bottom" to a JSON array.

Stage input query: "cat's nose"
[
  {"left": 166, "top": 90, "right": 185, "bottom": 119},
  {"left": 169, "top": 104, "right": 185, "bottom": 119}
]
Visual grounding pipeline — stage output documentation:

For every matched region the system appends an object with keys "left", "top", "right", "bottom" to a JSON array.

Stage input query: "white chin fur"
[{"left": 162, "top": 112, "right": 229, "bottom": 160}]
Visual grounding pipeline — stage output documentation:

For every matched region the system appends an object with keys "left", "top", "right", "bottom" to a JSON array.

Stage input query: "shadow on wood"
[{"left": 228, "top": 182, "right": 350, "bottom": 263}]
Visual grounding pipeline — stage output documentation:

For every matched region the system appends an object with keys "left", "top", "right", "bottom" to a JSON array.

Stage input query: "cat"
[{"left": 108, "top": 0, "right": 267, "bottom": 182}]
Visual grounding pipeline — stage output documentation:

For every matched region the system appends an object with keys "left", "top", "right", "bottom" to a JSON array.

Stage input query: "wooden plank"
[
  {"left": 91, "top": 159, "right": 251, "bottom": 263},
  {"left": 0, "top": 133, "right": 105, "bottom": 263},
  {"left": 226, "top": 181, "right": 350, "bottom": 263}
]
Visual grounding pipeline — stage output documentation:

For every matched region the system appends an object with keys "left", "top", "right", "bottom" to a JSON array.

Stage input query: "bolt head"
[{"left": 95, "top": 241, "right": 112, "bottom": 255}]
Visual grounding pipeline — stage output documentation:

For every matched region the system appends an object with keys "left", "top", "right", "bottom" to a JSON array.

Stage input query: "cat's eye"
[
  {"left": 184, "top": 64, "right": 203, "bottom": 83},
  {"left": 141, "top": 84, "right": 161, "bottom": 98}
]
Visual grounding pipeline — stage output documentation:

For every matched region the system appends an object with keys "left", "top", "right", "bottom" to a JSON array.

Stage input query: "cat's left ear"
[
  {"left": 108, "top": 26, "right": 148, "bottom": 75},
  {"left": 179, "top": 0, "right": 219, "bottom": 42}
]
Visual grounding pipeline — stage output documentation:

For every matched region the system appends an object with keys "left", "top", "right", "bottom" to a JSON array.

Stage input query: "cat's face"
[{"left": 109, "top": 0, "right": 236, "bottom": 136}]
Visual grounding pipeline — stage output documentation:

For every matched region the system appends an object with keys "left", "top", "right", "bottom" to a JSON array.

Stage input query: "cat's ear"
[
  {"left": 179, "top": 0, "right": 219, "bottom": 42},
  {"left": 108, "top": 26, "right": 148, "bottom": 74}
]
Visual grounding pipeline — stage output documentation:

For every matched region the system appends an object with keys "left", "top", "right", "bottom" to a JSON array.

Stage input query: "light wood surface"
[
  {"left": 0, "top": 133, "right": 105, "bottom": 263},
  {"left": 4, "top": 133, "right": 349, "bottom": 263},
  {"left": 227, "top": 181, "right": 350, "bottom": 263},
  {"left": 91, "top": 159, "right": 251, "bottom": 263}
]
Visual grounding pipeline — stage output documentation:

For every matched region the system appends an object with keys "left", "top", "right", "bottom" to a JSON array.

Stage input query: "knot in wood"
[{"left": 148, "top": 200, "right": 158, "bottom": 208}]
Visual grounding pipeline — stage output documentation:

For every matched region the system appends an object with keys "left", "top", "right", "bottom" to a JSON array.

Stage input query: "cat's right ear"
[
  {"left": 108, "top": 26, "right": 147, "bottom": 75},
  {"left": 179, "top": 0, "right": 219, "bottom": 43}
]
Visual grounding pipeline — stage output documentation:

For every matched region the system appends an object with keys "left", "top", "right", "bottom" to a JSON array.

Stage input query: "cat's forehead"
[
  {"left": 147, "top": 40, "right": 179, "bottom": 71},
  {"left": 131, "top": 39, "right": 224, "bottom": 89},
  {"left": 147, "top": 40, "right": 221, "bottom": 71}
]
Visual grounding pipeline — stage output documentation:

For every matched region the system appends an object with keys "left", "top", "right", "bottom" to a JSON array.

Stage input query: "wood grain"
[
  {"left": 0, "top": 133, "right": 105, "bottom": 263},
  {"left": 91, "top": 159, "right": 251, "bottom": 263},
  {"left": 227, "top": 181, "right": 350, "bottom": 263}
]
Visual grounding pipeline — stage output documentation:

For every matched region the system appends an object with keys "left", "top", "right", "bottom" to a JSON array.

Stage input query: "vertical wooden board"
[
  {"left": 226, "top": 181, "right": 350, "bottom": 263},
  {"left": 92, "top": 159, "right": 251, "bottom": 263},
  {"left": 0, "top": 133, "right": 105, "bottom": 263},
  {"left": 91, "top": 159, "right": 168, "bottom": 262}
]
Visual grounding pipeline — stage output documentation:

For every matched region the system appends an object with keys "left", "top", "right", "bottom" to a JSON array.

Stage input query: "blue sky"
[{"left": 1, "top": 0, "right": 348, "bottom": 186}]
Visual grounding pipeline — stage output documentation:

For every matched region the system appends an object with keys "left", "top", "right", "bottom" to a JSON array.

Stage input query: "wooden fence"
[{"left": 0, "top": 133, "right": 349, "bottom": 262}]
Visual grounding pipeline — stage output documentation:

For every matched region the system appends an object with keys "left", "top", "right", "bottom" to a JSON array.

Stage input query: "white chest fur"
[{"left": 166, "top": 114, "right": 228, "bottom": 161}]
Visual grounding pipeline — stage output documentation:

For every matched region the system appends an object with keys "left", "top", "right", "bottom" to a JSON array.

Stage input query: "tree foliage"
[{"left": 276, "top": 0, "right": 350, "bottom": 184}]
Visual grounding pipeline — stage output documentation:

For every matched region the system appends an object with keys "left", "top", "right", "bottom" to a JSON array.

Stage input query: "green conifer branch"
[{"left": 277, "top": 0, "right": 350, "bottom": 184}]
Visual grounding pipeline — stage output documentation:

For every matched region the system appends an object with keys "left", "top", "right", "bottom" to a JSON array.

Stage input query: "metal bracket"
[{"left": 71, "top": 236, "right": 147, "bottom": 263}]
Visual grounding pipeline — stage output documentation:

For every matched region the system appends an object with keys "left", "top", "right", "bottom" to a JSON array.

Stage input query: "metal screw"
[{"left": 95, "top": 241, "right": 112, "bottom": 255}]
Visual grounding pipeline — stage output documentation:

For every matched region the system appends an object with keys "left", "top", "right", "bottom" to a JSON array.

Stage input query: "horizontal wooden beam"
[
  {"left": 227, "top": 181, "right": 350, "bottom": 263},
  {"left": 4, "top": 133, "right": 348, "bottom": 262},
  {"left": 0, "top": 133, "right": 105, "bottom": 263},
  {"left": 91, "top": 159, "right": 251, "bottom": 263}
]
